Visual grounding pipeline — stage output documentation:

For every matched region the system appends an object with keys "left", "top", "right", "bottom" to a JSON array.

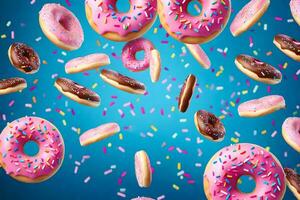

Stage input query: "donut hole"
[
  {"left": 135, "top": 50, "right": 145, "bottom": 61},
  {"left": 187, "top": 0, "right": 202, "bottom": 16},
  {"left": 116, "top": 0, "right": 131, "bottom": 13},
  {"left": 59, "top": 16, "right": 72, "bottom": 31},
  {"left": 23, "top": 140, "right": 39, "bottom": 157},
  {"left": 237, "top": 175, "right": 256, "bottom": 193}
]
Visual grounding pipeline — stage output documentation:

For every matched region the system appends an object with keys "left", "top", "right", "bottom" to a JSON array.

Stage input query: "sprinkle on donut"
[
  {"left": 157, "top": 0, "right": 231, "bottom": 44},
  {"left": 39, "top": 3, "right": 84, "bottom": 50},
  {"left": 204, "top": 143, "right": 286, "bottom": 200},
  {"left": 85, "top": 0, "right": 157, "bottom": 41},
  {"left": 122, "top": 38, "right": 154, "bottom": 72},
  {"left": 235, "top": 54, "right": 282, "bottom": 84},
  {"left": 8, "top": 42, "right": 40, "bottom": 74},
  {"left": 0, "top": 77, "right": 27, "bottom": 95},
  {"left": 274, "top": 34, "right": 300, "bottom": 61},
  {"left": 0, "top": 116, "right": 65, "bottom": 183},
  {"left": 284, "top": 168, "right": 300, "bottom": 199},
  {"left": 100, "top": 69, "right": 146, "bottom": 95},
  {"left": 194, "top": 110, "right": 225, "bottom": 141},
  {"left": 55, "top": 77, "right": 101, "bottom": 107}
]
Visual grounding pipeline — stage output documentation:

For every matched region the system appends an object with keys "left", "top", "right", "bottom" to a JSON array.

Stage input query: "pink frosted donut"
[
  {"left": 39, "top": 4, "right": 84, "bottom": 50},
  {"left": 157, "top": 0, "right": 231, "bottom": 44},
  {"left": 230, "top": 0, "right": 270, "bottom": 36},
  {"left": 79, "top": 122, "right": 120, "bottom": 146},
  {"left": 185, "top": 44, "right": 211, "bottom": 69},
  {"left": 135, "top": 150, "right": 152, "bottom": 188},
  {"left": 0, "top": 116, "right": 64, "bottom": 183},
  {"left": 238, "top": 95, "right": 286, "bottom": 117},
  {"left": 204, "top": 143, "right": 286, "bottom": 200},
  {"left": 290, "top": 0, "right": 300, "bottom": 26},
  {"left": 282, "top": 117, "right": 300, "bottom": 153},
  {"left": 85, "top": 0, "right": 157, "bottom": 42},
  {"left": 65, "top": 53, "right": 110, "bottom": 74},
  {"left": 122, "top": 38, "right": 154, "bottom": 72}
]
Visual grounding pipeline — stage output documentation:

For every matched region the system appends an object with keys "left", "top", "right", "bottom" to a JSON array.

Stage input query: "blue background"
[{"left": 0, "top": 0, "right": 299, "bottom": 199}]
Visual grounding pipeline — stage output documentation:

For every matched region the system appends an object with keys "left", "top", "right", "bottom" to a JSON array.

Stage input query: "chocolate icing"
[
  {"left": 0, "top": 77, "right": 26, "bottom": 89},
  {"left": 236, "top": 54, "right": 282, "bottom": 80},
  {"left": 9, "top": 42, "right": 40, "bottom": 73},
  {"left": 56, "top": 78, "right": 100, "bottom": 102},
  {"left": 194, "top": 110, "right": 225, "bottom": 140},
  {"left": 284, "top": 168, "right": 300, "bottom": 193},
  {"left": 101, "top": 69, "right": 145, "bottom": 91},
  {"left": 178, "top": 74, "right": 196, "bottom": 112},
  {"left": 275, "top": 34, "right": 300, "bottom": 56}
]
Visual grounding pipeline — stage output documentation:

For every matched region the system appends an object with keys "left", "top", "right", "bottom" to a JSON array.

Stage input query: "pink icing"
[
  {"left": 85, "top": 0, "right": 157, "bottom": 37},
  {"left": 238, "top": 95, "right": 285, "bottom": 114},
  {"left": 122, "top": 38, "right": 154, "bottom": 72},
  {"left": 79, "top": 123, "right": 120, "bottom": 144},
  {"left": 186, "top": 44, "right": 211, "bottom": 69},
  {"left": 0, "top": 116, "right": 64, "bottom": 181},
  {"left": 282, "top": 117, "right": 300, "bottom": 147},
  {"left": 204, "top": 143, "right": 285, "bottom": 200},
  {"left": 290, "top": 0, "right": 300, "bottom": 19},
  {"left": 159, "top": 0, "right": 231, "bottom": 40},
  {"left": 65, "top": 53, "right": 110, "bottom": 70},
  {"left": 39, "top": 3, "right": 84, "bottom": 48},
  {"left": 134, "top": 151, "right": 151, "bottom": 187},
  {"left": 230, "top": 0, "right": 269, "bottom": 35}
]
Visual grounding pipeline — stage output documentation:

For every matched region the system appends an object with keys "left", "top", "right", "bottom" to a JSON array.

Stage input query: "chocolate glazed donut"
[
  {"left": 194, "top": 110, "right": 225, "bottom": 141},
  {"left": 284, "top": 168, "right": 300, "bottom": 199},
  {"left": 0, "top": 77, "right": 27, "bottom": 95},
  {"left": 178, "top": 74, "right": 197, "bottom": 112},
  {"left": 100, "top": 69, "right": 146, "bottom": 94},
  {"left": 235, "top": 54, "right": 282, "bottom": 84},
  {"left": 274, "top": 34, "right": 300, "bottom": 61},
  {"left": 8, "top": 42, "right": 40, "bottom": 74},
  {"left": 55, "top": 77, "right": 100, "bottom": 107}
]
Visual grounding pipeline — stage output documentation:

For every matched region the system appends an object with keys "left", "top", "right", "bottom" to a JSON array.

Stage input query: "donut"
[
  {"left": 178, "top": 74, "right": 197, "bottom": 112},
  {"left": 238, "top": 95, "right": 286, "bottom": 117},
  {"left": 157, "top": 0, "right": 231, "bottom": 44},
  {"left": 54, "top": 77, "right": 100, "bottom": 107},
  {"left": 131, "top": 197, "right": 155, "bottom": 200},
  {"left": 85, "top": 0, "right": 157, "bottom": 42},
  {"left": 100, "top": 69, "right": 146, "bottom": 95},
  {"left": 8, "top": 42, "right": 40, "bottom": 74},
  {"left": 0, "top": 116, "right": 64, "bottom": 183},
  {"left": 274, "top": 34, "right": 300, "bottom": 62},
  {"left": 149, "top": 49, "right": 161, "bottom": 83},
  {"left": 282, "top": 117, "right": 300, "bottom": 153},
  {"left": 290, "top": 0, "right": 300, "bottom": 26},
  {"left": 79, "top": 123, "right": 120, "bottom": 146},
  {"left": 135, "top": 150, "right": 152, "bottom": 188},
  {"left": 284, "top": 168, "right": 300, "bottom": 200},
  {"left": 122, "top": 38, "right": 154, "bottom": 72},
  {"left": 230, "top": 0, "right": 270, "bottom": 36},
  {"left": 185, "top": 44, "right": 211, "bottom": 69},
  {"left": 194, "top": 110, "right": 225, "bottom": 141},
  {"left": 65, "top": 53, "right": 110, "bottom": 74},
  {"left": 39, "top": 3, "right": 84, "bottom": 50},
  {"left": 235, "top": 54, "right": 282, "bottom": 85},
  {"left": 204, "top": 143, "right": 286, "bottom": 200},
  {"left": 0, "top": 77, "right": 27, "bottom": 95}
]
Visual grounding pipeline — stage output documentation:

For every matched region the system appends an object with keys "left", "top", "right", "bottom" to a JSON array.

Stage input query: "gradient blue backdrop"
[{"left": 0, "top": 0, "right": 299, "bottom": 199}]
